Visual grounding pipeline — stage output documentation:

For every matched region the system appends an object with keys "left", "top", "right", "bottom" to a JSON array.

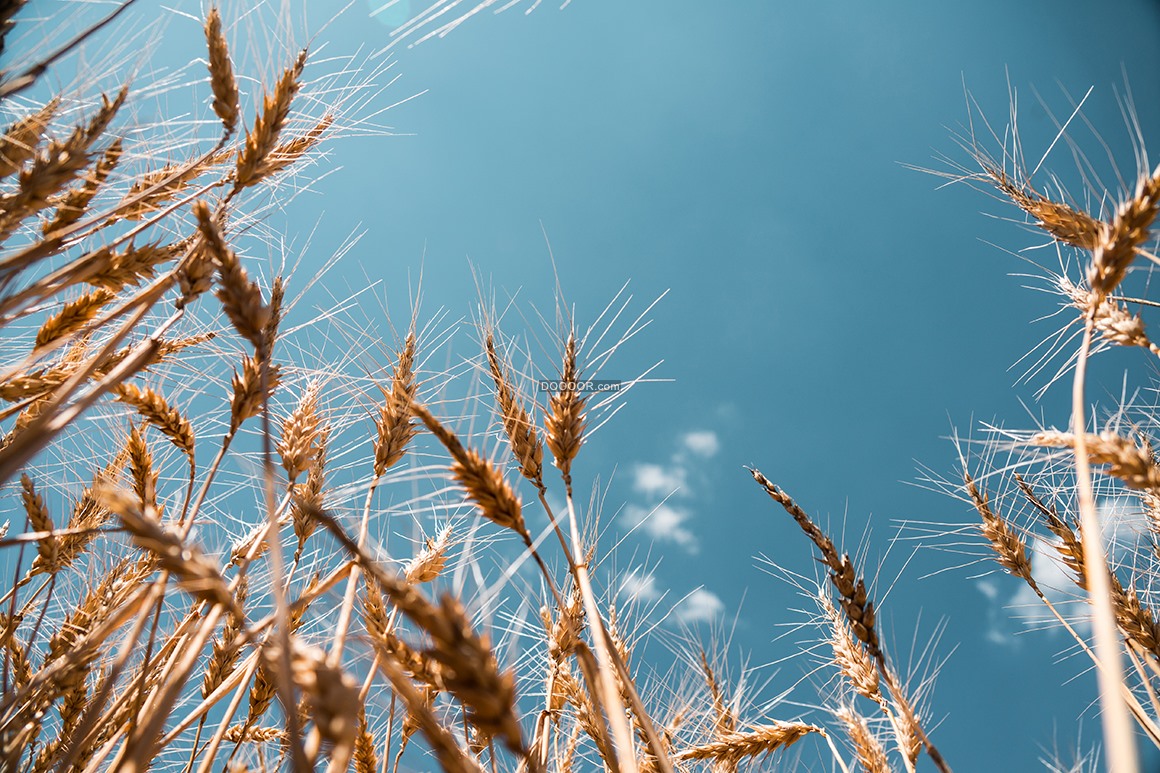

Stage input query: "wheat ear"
[
  {"left": 485, "top": 331, "right": 544, "bottom": 488},
  {"left": 204, "top": 8, "right": 239, "bottom": 136},
  {"left": 544, "top": 331, "right": 586, "bottom": 496},
  {"left": 234, "top": 50, "right": 307, "bottom": 189},
  {"left": 411, "top": 402, "right": 527, "bottom": 539},
  {"left": 675, "top": 722, "right": 825, "bottom": 766}
]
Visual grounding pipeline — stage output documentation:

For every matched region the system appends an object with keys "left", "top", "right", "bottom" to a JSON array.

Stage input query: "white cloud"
[
  {"left": 623, "top": 503, "right": 698, "bottom": 553},
  {"left": 982, "top": 541, "right": 1090, "bottom": 646},
  {"left": 984, "top": 626, "right": 1012, "bottom": 646},
  {"left": 976, "top": 578, "right": 999, "bottom": 602},
  {"left": 681, "top": 430, "right": 720, "bottom": 458},
  {"left": 981, "top": 495, "right": 1151, "bottom": 647},
  {"left": 1099, "top": 495, "right": 1149, "bottom": 554},
  {"left": 619, "top": 569, "right": 662, "bottom": 603},
  {"left": 675, "top": 588, "right": 724, "bottom": 624},
  {"left": 632, "top": 463, "right": 685, "bottom": 498},
  {"left": 622, "top": 429, "right": 724, "bottom": 556}
]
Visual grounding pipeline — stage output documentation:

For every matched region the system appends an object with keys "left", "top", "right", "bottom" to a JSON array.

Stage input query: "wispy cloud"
[
  {"left": 975, "top": 494, "right": 1144, "bottom": 646},
  {"left": 619, "top": 569, "right": 662, "bottom": 603},
  {"left": 674, "top": 588, "right": 724, "bottom": 624},
  {"left": 619, "top": 428, "right": 725, "bottom": 621},
  {"left": 623, "top": 428, "right": 721, "bottom": 553},
  {"left": 978, "top": 546, "right": 1086, "bottom": 648},
  {"left": 632, "top": 463, "right": 686, "bottom": 498},
  {"left": 623, "top": 503, "right": 697, "bottom": 553},
  {"left": 682, "top": 430, "right": 720, "bottom": 458}
]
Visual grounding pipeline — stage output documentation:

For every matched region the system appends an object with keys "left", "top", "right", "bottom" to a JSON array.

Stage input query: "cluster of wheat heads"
[
  {"left": 17, "top": 2, "right": 1160, "bottom": 772},
  {"left": 0, "top": 5, "right": 844, "bottom": 773},
  {"left": 895, "top": 96, "right": 1160, "bottom": 772},
  {"left": 735, "top": 93, "right": 1160, "bottom": 772}
]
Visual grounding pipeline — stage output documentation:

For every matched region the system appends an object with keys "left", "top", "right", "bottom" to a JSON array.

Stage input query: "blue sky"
[
  {"left": 303, "top": 3, "right": 1159, "bottom": 768},
  {"left": 11, "top": 0, "right": 1160, "bottom": 769}
]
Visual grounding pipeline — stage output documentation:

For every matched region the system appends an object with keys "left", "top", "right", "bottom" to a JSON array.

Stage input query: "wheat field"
[{"left": 1, "top": 2, "right": 1160, "bottom": 772}]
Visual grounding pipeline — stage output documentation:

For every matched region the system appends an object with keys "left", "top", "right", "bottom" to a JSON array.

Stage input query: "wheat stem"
[{"left": 1074, "top": 313, "right": 1139, "bottom": 773}]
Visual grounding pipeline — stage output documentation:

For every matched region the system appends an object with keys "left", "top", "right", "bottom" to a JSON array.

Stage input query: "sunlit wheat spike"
[
  {"left": 223, "top": 725, "right": 285, "bottom": 743},
  {"left": 0, "top": 96, "right": 59, "bottom": 179},
  {"left": 543, "top": 586, "right": 583, "bottom": 661},
  {"left": 0, "top": 343, "right": 84, "bottom": 402},
  {"left": 675, "top": 722, "right": 824, "bottom": 765},
  {"left": 0, "top": 324, "right": 194, "bottom": 417},
  {"left": 1090, "top": 166, "right": 1160, "bottom": 297},
  {"left": 0, "top": 140, "right": 90, "bottom": 240},
  {"left": 99, "top": 487, "right": 240, "bottom": 617},
  {"left": 698, "top": 650, "right": 736, "bottom": 737},
  {"left": 20, "top": 472, "right": 58, "bottom": 575},
  {"left": 361, "top": 573, "right": 390, "bottom": 641},
  {"left": 112, "top": 382, "right": 195, "bottom": 462},
  {"left": 176, "top": 237, "right": 216, "bottom": 309},
  {"left": 261, "top": 274, "right": 284, "bottom": 355},
  {"left": 33, "top": 288, "right": 114, "bottom": 349},
  {"left": 1031, "top": 429, "right": 1160, "bottom": 491},
  {"left": 818, "top": 591, "right": 880, "bottom": 700},
  {"left": 1058, "top": 276, "right": 1160, "bottom": 355},
  {"left": 1111, "top": 582, "right": 1160, "bottom": 660},
  {"left": 126, "top": 423, "right": 158, "bottom": 510},
  {"left": 978, "top": 162, "right": 1103, "bottom": 250},
  {"left": 279, "top": 638, "right": 360, "bottom": 770},
  {"left": 292, "top": 425, "right": 329, "bottom": 559},
  {"left": 0, "top": 84, "right": 128, "bottom": 239},
  {"left": 373, "top": 330, "right": 417, "bottom": 477},
  {"left": 370, "top": 624, "right": 444, "bottom": 690},
  {"left": 560, "top": 666, "right": 616, "bottom": 769},
  {"left": 193, "top": 200, "right": 270, "bottom": 351},
  {"left": 260, "top": 112, "right": 334, "bottom": 178},
  {"left": 1016, "top": 474, "right": 1088, "bottom": 590},
  {"left": 88, "top": 240, "right": 184, "bottom": 292},
  {"left": 6, "top": 634, "right": 31, "bottom": 689},
  {"left": 43, "top": 563, "right": 130, "bottom": 661},
  {"left": 118, "top": 150, "right": 233, "bottom": 220},
  {"left": 837, "top": 706, "right": 890, "bottom": 773},
  {"left": 56, "top": 450, "right": 127, "bottom": 570},
  {"left": 235, "top": 48, "right": 308, "bottom": 189},
  {"left": 204, "top": 7, "right": 239, "bottom": 135},
  {"left": 202, "top": 576, "right": 248, "bottom": 699},
  {"left": 229, "top": 353, "right": 281, "bottom": 435},
  {"left": 375, "top": 652, "right": 485, "bottom": 773},
  {"left": 354, "top": 709, "right": 377, "bottom": 773},
  {"left": 890, "top": 691, "right": 922, "bottom": 770},
  {"left": 311, "top": 505, "right": 523, "bottom": 753},
  {"left": 544, "top": 331, "right": 586, "bottom": 492},
  {"left": 405, "top": 526, "right": 451, "bottom": 584},
  {"left": 485, "top": 331, "right": 543, "bottom": 488},
  {"left": 424, "top": 593, "right": 525, "bottom": 753},
  {"left": 748, "top": 466, "right": 881, "bottom": 659},
  {"left": 411, "top": 402, "right": 527, "bottom": 538},
  {"left": 42, "top": 136, "right": 122, "bottom": 235},
  {"left": 279, "top": 381, "right": 322, "bottom": 481},
  {"left": 246, "top": 657, "right": 279, "bottom": 728},
  {"left": 79, "top": 83, "right": 130, "bottom": 145},
  {"left": 965, "top": 471, "right": 1034, "bottom": 583},
  {"left": 1025, "top": 456, "right": 1160, "bottom": 658},
  {"left": 153, "top": 332, "right": 217, "bottom": 363}
]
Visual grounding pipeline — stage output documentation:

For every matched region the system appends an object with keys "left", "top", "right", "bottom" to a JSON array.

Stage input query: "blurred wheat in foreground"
[{"left": 1, "top": 3, "right": 1159, "bottom": 773}]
